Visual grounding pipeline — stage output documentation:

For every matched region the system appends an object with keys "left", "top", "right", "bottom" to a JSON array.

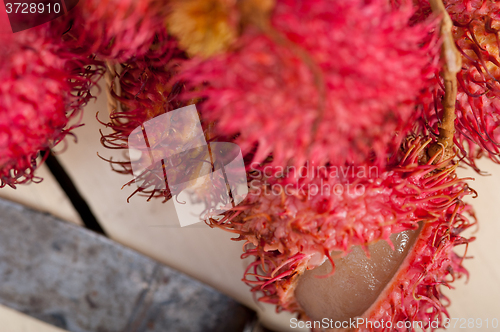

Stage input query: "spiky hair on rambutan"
[
  {"left": 84, "top": 0, "right": 485, "bottom": 330},
  {"left": 363, "top": 211, "right": 475, "bottom": 331},
  {"left": 208, "top": 136, "right": 476, "bottom": 329},
  {"left": 178, "top": 0, "right": 439, "bottom": 169},
  {"left": 53, "top": 0, "right": 170, "bottom": 62},
  {"left": 98, "top": 33, "right": 191, "bottom": 201},
  {"left": 415, "top": 0, "right": 500, "bottom": 172},
  {"left": 0, "top": 25, "right": 102, "bottom": 188}
]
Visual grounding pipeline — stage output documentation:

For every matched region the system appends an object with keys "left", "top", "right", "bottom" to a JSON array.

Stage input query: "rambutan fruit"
[
  {"left": 208, "top": 137, "right": 475, "bottom": 329},
  {"left": 89, "top": 1, "right": 479, "bottom": 329},
  {"left": 416, "top": 0, "right": 500, "bottom": 171},
  {"left": 98, "top": 34, "right": 190, "bottom": 201},
  {"left": 295, "top": 209, "right": 474, "bottom": 331},
  {"left": 0, "top": 24, "right": 101, "bottom": 188},
  {"left": 55, "top": 0, "right": 170, "bottom": 62},
  {"left": 178, "top": 0, "right": 438, "bottom": 168}
]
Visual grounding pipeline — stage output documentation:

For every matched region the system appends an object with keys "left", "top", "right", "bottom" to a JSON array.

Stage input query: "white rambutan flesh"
[{"left": 295, "top": 228, "right": 420, "bottom": 324}]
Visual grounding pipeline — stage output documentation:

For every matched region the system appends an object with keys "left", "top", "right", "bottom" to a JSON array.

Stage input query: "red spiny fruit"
[
  {"left": 360, "top": 206, "right": 475, "bottom": 331},
  {"left": 0, "top": 25, "right": 101, "bottom": 188},
  {"left": 98, "top": 34, "right": 188, "bottom": 201},
  {"left": 416, "top": 0, "right": 500, "bottom": 171},
  {"left": 179, "top": 0, "right": 438, "bottom": 169},
  {"left": 207, "top": 136, "right": 475, "bottom": 326},
  {"left": 56, "top": 0, "right": 170, "bottom": 62}
]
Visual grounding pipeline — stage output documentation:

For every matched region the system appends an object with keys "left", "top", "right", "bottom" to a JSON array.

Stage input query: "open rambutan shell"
[{"left": 207, "top": 136, "right": 475, "bottom": 330}]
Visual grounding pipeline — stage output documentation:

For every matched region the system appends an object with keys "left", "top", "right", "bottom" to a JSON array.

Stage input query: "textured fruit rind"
[
  {"left": 56, "top": 0, "right": 170, "bottom": 62},
  {"left": 208, "top": 137, "right": 475, "bottom": 326},
  {"left": 360, "top": 204, "right": 475, "bottom": 331},
  {"left": 0, "top": 26, "right": 101, "bottom": 187},
  {"left": 416, "top": 0, "right": 500, "bottom": 171},
  {"left": 179, "top": 0, "right": 438, "bottom": 168},
  {"left": 98, "top": 34, "right": 191, "bottom": 201}
]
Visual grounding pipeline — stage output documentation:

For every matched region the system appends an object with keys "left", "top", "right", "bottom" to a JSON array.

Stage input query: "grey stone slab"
[{"left": 0, "top": 198, "right": 253, "bottom": 332}]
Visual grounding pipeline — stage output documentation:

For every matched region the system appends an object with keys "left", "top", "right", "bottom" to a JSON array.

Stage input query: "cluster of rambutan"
[
  {"left": 3, "top": 0, "right": 500, "bottom": 331},
  {"left": 0, "top": 0, "right": 171, "bottom": 187}
]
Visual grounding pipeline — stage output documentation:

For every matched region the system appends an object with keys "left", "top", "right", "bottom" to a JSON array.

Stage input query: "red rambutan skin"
[
  {"left": 98, "top": 34, "right": 190, "bottom": 201},
  {"left": 360, "top": 204, "right": 475, "bottom": 332},
  {"left": 56, "top": 0, "right": 170, "bottom": 62},
  {"left": 179, "top": 0, "right": 438, "bottom": 168},
  {"left": 0, "top": 24, "right": 101, "bottom": 188},
  {"left": 416, "top": 0, "right": 500, "bottom": 172},
  {"left": 208, "top": 137, "right": 475, "bottom": 325}
]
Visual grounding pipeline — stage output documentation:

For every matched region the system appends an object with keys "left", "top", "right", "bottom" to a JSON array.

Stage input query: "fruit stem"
[
  {"left": 105, "top": 61, "right": 119, "bottom": 125},
  {"left": 427, "top": 0, "right": 462, "bottom": 160}
]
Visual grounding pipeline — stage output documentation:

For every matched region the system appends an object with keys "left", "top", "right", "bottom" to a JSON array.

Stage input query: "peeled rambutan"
[
  {"left": 208, "top": 136, "right": 475, "bottom": 329},
  {"left": 294, "top": 206, "right": 475, "bottom": 331},
  {"left": 178, "top": 0, "right": 438, "bottom": 168},
  {"left": 355, "top": 213, "right": 474, "bottom": 331},
  {"left": 0, "top": 24, "right": 101, "bottom": 188}
]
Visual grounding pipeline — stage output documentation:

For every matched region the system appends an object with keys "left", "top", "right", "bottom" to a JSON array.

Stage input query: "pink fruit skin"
[
  {"left": 416, "top": 0, "right": 500, "bottom": 172},
  {"left": 0, "top": 23, "right": 100, "bottom": 187},
  {"left": 179, "top": 0, "right": 438, "bottom": 169},
  {"left": 209, "top": 137, "right": 475, "bottom": 329}
]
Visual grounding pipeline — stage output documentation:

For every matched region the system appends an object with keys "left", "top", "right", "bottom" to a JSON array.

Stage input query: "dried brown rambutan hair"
[{"left": 167, "top": 0, "right": 240, "bottom": 58}]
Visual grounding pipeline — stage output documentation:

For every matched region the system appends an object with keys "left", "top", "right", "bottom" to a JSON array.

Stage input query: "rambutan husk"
[
  {"left": 416, "top": 0, "right": 500, "bottom": 172},
  {"left": 207, "top": 136, "right": 476, "bottom": 330},
  {"left": 97, "top": 33, "right": 201, "bottom": 202},
  {"left": 0, "top": 24, "right": 103, "bottom": 188},
  {"left": 2, "top": 0, "right": 172, "bottom": 187},
  {"left": 353, "top": 214, "right": 475, "bottom": 332},
  {"left": 51, "top": 0, "right": 170, "bottom": 62},
  {"left": 178, "top": 0, "right": 439, "bottom": 169}
]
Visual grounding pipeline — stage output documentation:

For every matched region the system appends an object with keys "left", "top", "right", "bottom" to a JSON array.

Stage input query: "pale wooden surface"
[
  {"left": 0, "top": 164, "right": 82, "bottom": 226},
  {"left": 0, "top": 82, "right": 498, "bottom": 331},
  {"left": 445, "top": 159, "right": 500, "bottom": 328},
  {"left": 0, "top": 304, "right": 67, "bottom": 332}
]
